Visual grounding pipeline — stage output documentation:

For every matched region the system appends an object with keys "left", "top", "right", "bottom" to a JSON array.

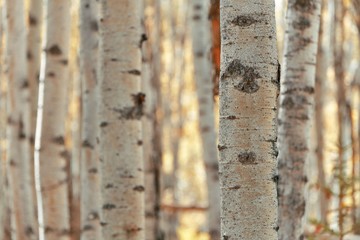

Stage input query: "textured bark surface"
[
  {"left": 190, "top": 0, "right": 220, "bottom": 239},
  {"left": 219, "top": 1, "right": 279, "bottom": 239},
  {"left": 35, "top": 0, "right": 72, "bottom": 239},
  {"left": 98, "top": 0, "right": 144, "bottom": 239},
  {"left": 79, "top": 0, "right": 101, "bottom": 239},
  {"left": 277, "top": 0, "right": 321, "bottom": 239},
  {"left": 4, "top": 0, "right": 38, "bottom": 238}
]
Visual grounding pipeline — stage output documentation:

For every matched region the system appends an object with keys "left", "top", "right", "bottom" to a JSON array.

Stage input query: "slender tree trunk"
[
  {"left": 27, "top": 0, "right": 42, "bottom": 160},
  {"left": 26, "top": 0, "right": 42, "bottom": 235},
  {"left": 34, "top": 0, "right": 72, "bottom": 239},
  {"left": 333, "top": 0, "right": 346, "bottom": 237},
  {"left": 277, "top": 0, "right": 321, "bottom": 239},
  {"left": 4, "top": 0, "right": 38, "bottom": 238},
  {"left": 315, "top": 0, "right": 328, "bottom": 225},
  {"left": 79, "top": 0, "right": 101, "bottom": 239},
  {"left": 353, "top": 0, "right": 360, "bottom": 233},
  {"left": 190, "top": 0, "right": 220, "bottom": 239},
  {"left": 144, "top": 1, "right": 162, "bottom": 238},
  {"left": 219, "top": 1, "right": 279, "bottom": 239},
  {"left": 0, "top": 2, "right": 11, "bottom": 239},
  {"left": 209, "top": 0, "right": 220, "bottom": 96},
  {"left": 98, "top": 0, "right": 145, "bottom": 239}
]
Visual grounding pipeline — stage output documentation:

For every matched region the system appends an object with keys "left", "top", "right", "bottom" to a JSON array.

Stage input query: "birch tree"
[
  {"left": 79, "top": 0, "right": 101, "bottom": 239},
  {"left": 27, "top": 0, "right": 42, "bottom": 231},
  {"left": 218, "top": 1, "right": 279, "bottom": 239},
  {"left": 98, "top": 0, "right": 144, "bottom": 239},
  {"left": 4, "top": 0, "right": 38, "bottom": 238},
  {"left": 277, "top": 0, "right": 321, "bottom": 239},
  {"left": 34, "top": 0, "right": 72, "bottom": 239},
  {"left": 144, "top": 1, "right": 162, "bottom": 238},
  {"left": 190, "top": 0, "right": 220, "bottom": 238}
]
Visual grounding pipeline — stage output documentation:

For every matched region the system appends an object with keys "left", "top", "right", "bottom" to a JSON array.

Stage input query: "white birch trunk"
[
  {"left": 190, "top": 0, "right": 220, "bottom": 239},
  {"left": 98, "top": 0, "right": 145, "bottom": 239},
  {"left": 277, "top": 0, "right": 321, "bottom": 239},
  {"left": 27, "top": 0, "right": 42, "bottom": 164},
  {"left": 4, "top": 0, "right": 38, "bottom": 238},
  {"left": 79, "top": 0, "right": 101, "bottom": 239},
  {"left": 26, "top": 0, "right": 42, "bottom": 235},
  {"left": 35, "top": 0, "right": 72, "bottom": 239},
  {"left": 219, "top": 1, "right": 279, "bottom": 239}
]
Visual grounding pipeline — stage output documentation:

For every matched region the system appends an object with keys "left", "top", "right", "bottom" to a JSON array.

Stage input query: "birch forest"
[{"left": 2, "top": 0, "right": 360, "bottom": 239}]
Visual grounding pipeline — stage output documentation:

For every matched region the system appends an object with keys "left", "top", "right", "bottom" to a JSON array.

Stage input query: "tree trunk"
[
  {"left": 34, "top": 0, "right": 72, "bottom": 239},
  {"left": 219, "top": 0, "right": 279, "bottom": 239},
  {"left": 144, "top": 1, "right": 162, "bottom": 238},
  {"left": 333, "top": 0, "right": 346, "bottom": 237},
  {"left": 277, "top": 0, "right": 321, "bottom": 239},
  {"left": 190, "top": 0, "right": 220, "bottom": 239},
  {"left": 79, "top": 0, "right": 101, "bottom": 239},
  {"left": 98, "top": 0, "right": 144, "bottom": 239},
  {"left": 315, "top": 0, "right": 328, "bottom": 225},
  {"left": 4, "top": 0, "right": 38, "bottom": 238},
  {"left": 27, "top": 0, "right": 42, "bottom": 221}
]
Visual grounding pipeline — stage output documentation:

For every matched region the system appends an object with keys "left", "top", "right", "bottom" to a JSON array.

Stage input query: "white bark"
[
  {"left": 277, "top": 0, "right": 321, "bottom": 239},
  {"left": 35, "top": 0, "right": 72, "bottom": 239},
  {"left": 79, "top": 0, "right": 101, "bottom": 239},
  {"left": 26, "top": 0, "right": 42, "bottom": 236},
  {"left": 190, "top": 0, "right": 220, "bottom": 239},
  {"left": 4, "top": 0, "right": 38, "bottom": 238},
  {"left": 98, "top": 0, "right": 145, "bottom": 239},
  {"left": 219, "top": 1, "right": 279, "bottom": 239}
]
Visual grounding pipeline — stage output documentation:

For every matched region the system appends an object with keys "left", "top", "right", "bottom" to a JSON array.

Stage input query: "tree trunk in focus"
[
  {"left": 98, "top": 0, "right": 145, "bottom": 239},
  {"left": 219, "top": 0, "right": 279, "bottom": 239}
]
